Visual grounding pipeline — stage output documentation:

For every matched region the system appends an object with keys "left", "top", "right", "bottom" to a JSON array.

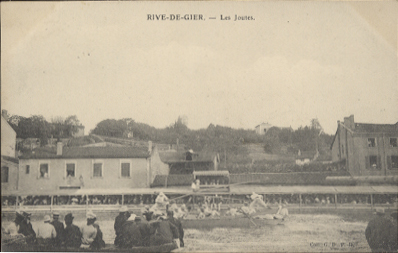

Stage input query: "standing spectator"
[
  {"left": 51, "top": 211, "right": 64, "bottom": 246},
  {"left": 63, "top": 213, "right": 81, "bottom": 249}
]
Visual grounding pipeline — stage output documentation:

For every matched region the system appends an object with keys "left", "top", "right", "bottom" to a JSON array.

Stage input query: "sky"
[{"left": 1, "top": 1, "right": 397, "bottom": 134}]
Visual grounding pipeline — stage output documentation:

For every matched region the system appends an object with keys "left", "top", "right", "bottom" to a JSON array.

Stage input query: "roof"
[
  {"left": 330, "top": 120, "right": 398, "bottom": 149},
  {"left": 159, "top": 151, "right": 217, "bottom": 164},
  {"left": 193, "top": 170, "right": 230, "bottom": 176},
  {"left": 1, "top": 155, "right": 19, "bottom": 164},
  {"left": 354, "top": 122, "right": 398, "bottom": 133},
  {"left": 19, "top": 146, "right": 150, "bottom": 159}
]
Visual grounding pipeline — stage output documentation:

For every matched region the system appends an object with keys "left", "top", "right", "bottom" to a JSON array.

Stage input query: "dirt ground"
[{"left": 2, "top": 209, "right": 389, "bottom": 252}]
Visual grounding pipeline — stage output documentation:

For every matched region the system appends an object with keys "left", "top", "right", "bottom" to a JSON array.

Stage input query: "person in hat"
[
  {"left": 80, "top": 211, "right": 98, "bottom": 247},
  {"left": 118, "top": 213, "right": 144, "bottom": 248},
  {"left": 114, "top": 206, "right": 131, "bottom": 247},
  {"left": 167, "top": 210, "right": 184, "bottom": 247},
  {"left": 63, "top": 213, "right": 81, "bottom": 249},
  {"left": 365, "top": 208, "right": 397, "bottom": 252},
  {"left": 36, "top": 215, "right": 56, "bottom": 246},
  {"left": 152, "top": 192, "right": 169, "bottom": 211},
  {"left": 18, "top": 212, "right": 36, "bottom": 244},
  {"left": 51, "top": 211, "right": 64, "bottom": 246},
  {"left": 142, "top": 206, "right": 154, "bottom": 222},
  {"left": 135, "top": 214, "right": 151, "bottom": 246}
]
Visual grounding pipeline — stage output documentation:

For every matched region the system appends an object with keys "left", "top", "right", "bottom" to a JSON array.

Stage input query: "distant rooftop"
[
  {"left": 19, "top": 146, "right": 150, "bottom": 159},
  {"left": 354, "top": 122, "right": 398, "bottom": 133}
]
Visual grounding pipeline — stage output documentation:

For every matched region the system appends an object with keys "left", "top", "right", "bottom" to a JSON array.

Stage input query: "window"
[
  {"left": 39, "top": 163, "right": 49, "bottom": 178},
  {"left": 121, "top": 163, "right": 130, "bottom": 178},
  {"left": 66, "top": 163, "right": 76, "bottom": 177},
  {"left": 1, "top": 167, "right": 9, "bottom": 183},
  {"left": 368, "top": 138, "right": 376, "bottom": 147},
  {"left": 367, "top": 156, "right": 381, "bottom": 170},
  {"left": 93, "top": 163, "right": 103, "bottom": 177},
  {"left": 390, "top": 138, "right": 397, "bottom": 148},
  {"left": 388, "top": 156, "right": 398, "bottom": 170},
  {"left": 26, "top": 165, "right": 30, "bottom": 174}
]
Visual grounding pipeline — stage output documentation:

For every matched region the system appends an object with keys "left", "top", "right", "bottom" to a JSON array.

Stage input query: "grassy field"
[{"left": 3, "top": 208, "right": 394, "bottom": 252}]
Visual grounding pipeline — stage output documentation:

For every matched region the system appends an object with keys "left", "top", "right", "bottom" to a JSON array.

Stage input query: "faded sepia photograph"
[{"left": 1, "top": 1, "right": 397, "bottom": 252}]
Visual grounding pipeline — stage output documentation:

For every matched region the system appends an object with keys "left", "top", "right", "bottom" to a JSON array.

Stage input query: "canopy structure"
[{"left": 193, "top": 170, "right": 230, "bottom": 177}]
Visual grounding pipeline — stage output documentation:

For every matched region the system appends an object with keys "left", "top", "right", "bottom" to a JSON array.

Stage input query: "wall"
[
  {"left": 72, "top": 127, "right": 85, "bottom": 137},
  {"left": 1, "top": 159, "right": 19, "bottom": 193},
  {"left": 1, "top": 116, "right": 17, "bottom": 158},
  {"left": 149, "top": 146, "right": 170, "bottom": 184},
  {"left": 350, "top": 133, "right": 398, "bottom": 176},
  {"left": 18, "top": 158, "right": 149, "bottom": 192}
]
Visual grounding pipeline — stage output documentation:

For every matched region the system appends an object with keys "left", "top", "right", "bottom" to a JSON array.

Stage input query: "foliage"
[{"left": 7, "top": 114, "right": 82, "bottom": 146}]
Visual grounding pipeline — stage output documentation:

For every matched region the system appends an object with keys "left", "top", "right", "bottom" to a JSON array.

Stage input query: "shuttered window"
[
  {"left": 66, "top": 163, "right": 76, "bottom": 177},
  {"left": 1, "top": 167, "right": 9, "bottom": 183},
  {"left": 121, "top": 163, "right": 130, "bottom": 178},
  {"left": 93, "top": 163, "right": 103, "bottom": 177},
  {"left": 388, "top": 156, "right": 398, "bottom": 170}
]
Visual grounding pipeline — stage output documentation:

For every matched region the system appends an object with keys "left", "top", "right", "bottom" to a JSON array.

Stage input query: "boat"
[
  {"left": 1, "top": 243, "right": 178, "bottom": 252},
  {"left": 181, "top": 215, "right": 285, "bottom": 229}
]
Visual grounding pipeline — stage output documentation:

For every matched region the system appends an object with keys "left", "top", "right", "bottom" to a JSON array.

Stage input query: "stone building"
[{"left": 330, "top": 115, "right": 398, "bottom": 176}]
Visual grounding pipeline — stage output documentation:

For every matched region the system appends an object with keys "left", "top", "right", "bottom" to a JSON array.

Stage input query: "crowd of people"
[
  {"left": 3, "top": 193, "right": 397, "bottom": 208},
  {"left": 2, "top": 210, "right": 106, "bottom": 250},
  {"left": 1, "top": 196, "right": 185, "bottom": 250}
]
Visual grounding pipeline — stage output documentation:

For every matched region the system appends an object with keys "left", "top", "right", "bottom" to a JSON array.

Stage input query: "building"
[
  {"left": 159, "top": 150, "right": 220, "bottom": 174},
  {"left": 330, "top": 115, "right": 398, "bottom": 176},
  {"left": 1, "top": 114, "right": 19, "bottom": 193},
  {"left": 72, "top": 125, "right": 85, "bottom": 137},
  {"left": 255, "top": 122, "right": 273, "bottom": 135},
  {"left": 17, "top": 141, "right": 166, "bottom": 193},
  {"left": 255, "top": 122, "right": 292, "bottom": 135}
]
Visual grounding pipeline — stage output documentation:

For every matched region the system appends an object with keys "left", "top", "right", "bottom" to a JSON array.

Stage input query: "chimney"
[
  {"left": 2, "top": 110, "right": 8, "bottom": 120},
  {"left": 57, "top": 142, "right": 63, "bottom": 156},
  {"left": 343, "top": 115, "right": 355, "bottom": 130},
  {"left": 148, "top": 141, "right": 152, "bottom": 154}
]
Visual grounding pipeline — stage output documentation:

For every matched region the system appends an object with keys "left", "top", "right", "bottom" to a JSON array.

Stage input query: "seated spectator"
[
  {"left": 167, "top": 211, "right": 184, "bottom": 247},
  {"left": 18, "top": 212, "right": 36, "bottom": 244},
  {"left": 63, "top": 213, "right": 81, "bottom": 249},
  {"left": 149, "top": 216, "right": 179, "bottom": 247},
  {"left": 80, "top": 211, "right": 98, "bottom": 248},
  {"left": 118, "top": 214, "right": 144, "bottom": 248},
  {"left": 51, "top": 212, "right": 64, "bottom": 246},
  {"left": 35, "top": 215, "right": 56, "bottom": 246},
  {"left": 114, "top": 206, "right": 130, "bottom": 247}
]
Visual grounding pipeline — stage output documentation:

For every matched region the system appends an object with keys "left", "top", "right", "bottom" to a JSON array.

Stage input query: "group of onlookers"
[
  {"left": 2, "top": 211, "right": 105, "bottom": 250},
  {"left": 114, "top": 205, "right": 184, "bottom": 248}
]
